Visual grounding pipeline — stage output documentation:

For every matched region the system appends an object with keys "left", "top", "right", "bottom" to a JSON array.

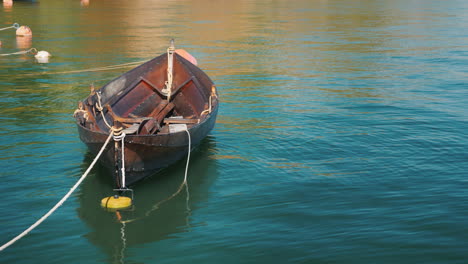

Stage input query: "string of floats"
[
  {"left": 0, "top": 22, "right": 50, "bottom": 60},
  {"left": 1, "top": 22, "right": 163, "bottom": 74},
  {"left": 1, "top": 22, "right": 150, "bottom": 72}
]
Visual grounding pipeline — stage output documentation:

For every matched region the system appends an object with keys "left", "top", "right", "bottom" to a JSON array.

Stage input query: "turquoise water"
[{"left": 1, "top": 0, "right": 468, "bottom": 263}]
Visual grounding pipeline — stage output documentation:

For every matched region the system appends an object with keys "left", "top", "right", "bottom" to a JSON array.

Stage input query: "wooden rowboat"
[{"left": 73, "top": 43, "right": 218, "bottom": 188}]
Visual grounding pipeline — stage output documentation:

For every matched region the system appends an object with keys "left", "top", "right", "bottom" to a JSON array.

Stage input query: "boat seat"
[
  {"left": 164, "top": 117, "right": 200, "bottom": 125},
  {"left": 122, "top": 123, "right": 141, "bottom": 135},
  {"left": 139, "top": 101, "right": 175, "bottom": 134},
  {"left": 104, "top": 104, "right": 151, "bottom": 126},
  {"left": 104, "top": 100, "right": 176, "bottom": 135}
]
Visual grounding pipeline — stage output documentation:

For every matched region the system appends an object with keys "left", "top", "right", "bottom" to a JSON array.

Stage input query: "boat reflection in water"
[{"left": 77, "top": 136, "right": 218, "bottom": 262}]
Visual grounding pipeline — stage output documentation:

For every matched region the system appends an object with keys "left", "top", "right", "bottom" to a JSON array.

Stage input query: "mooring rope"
[
  {"left": 25, "top": 60, "right": 149, "bottom": 76},
  {"left": 95, "top": 91, "right": 113, "bottom": 129},
  {"left": 0, "top": 48, "right": 37, "bottom": 57},
  {"left": 0, "top": 23, "right": 20, "bottom": 31},
  {"left": 119, "top": 127, "right": 192, "bottom": 223},
  {"left": 52, "top": 60, "right": 149, "bottom": 75},
  {"left": 147, "top": 127, "right": 191, "bottom": 212},
  {"left": 0, "top": 131, "right": 115, "bottom": 252},
  {"left": 183, "top": 128, "right": 191, "bottom": 184},
  {"left": 183, "top": 128, "right": 192, "bottom": 227}
]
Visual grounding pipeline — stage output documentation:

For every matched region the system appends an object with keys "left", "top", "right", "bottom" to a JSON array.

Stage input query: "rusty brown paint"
[{"left": 74, "top": 52, "right": 219, "bottom": 188}]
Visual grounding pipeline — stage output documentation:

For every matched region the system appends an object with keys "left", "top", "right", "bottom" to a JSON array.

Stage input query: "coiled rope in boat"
[
  {"left": 0, "top": 128, "right": 119, "bottom": 252},
  {"left": 22, "top": 60, "right": 150, "bottom": 76}
]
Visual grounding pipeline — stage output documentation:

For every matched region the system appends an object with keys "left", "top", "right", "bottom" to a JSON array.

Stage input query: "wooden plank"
[
  {"left": 170, "top": 76, "right": 194, "bottom": 98},
  {"left": 164, "top": 118, "right": 199, "bottom": 124}
]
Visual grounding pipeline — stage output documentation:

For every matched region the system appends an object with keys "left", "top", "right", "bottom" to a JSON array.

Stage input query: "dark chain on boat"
[
  {"left": 113, "top": 131, "right": 129, "bottom": 191},
  {"left": 94, "top": 91, "right": 132, "bottom": 194}
]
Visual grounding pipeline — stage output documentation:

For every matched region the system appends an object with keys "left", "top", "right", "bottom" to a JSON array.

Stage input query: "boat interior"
[{"left": 75, "top": 54, "right": 216, "bottom": 136}]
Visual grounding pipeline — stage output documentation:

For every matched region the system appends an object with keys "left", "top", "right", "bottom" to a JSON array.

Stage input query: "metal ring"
[{"left": 13, "top": 23, "right": 20, "bottom": 29}]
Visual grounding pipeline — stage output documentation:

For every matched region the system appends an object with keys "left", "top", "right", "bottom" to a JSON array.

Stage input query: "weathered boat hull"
[
  {"left": 74, "top": 48, "right": 219, "bottom": 187},
  {"left": 76, "top": 106, "right": 217, "bottom": 186}
]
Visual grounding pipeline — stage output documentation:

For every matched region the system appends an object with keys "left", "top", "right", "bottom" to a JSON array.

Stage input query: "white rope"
[
  {"left": 201, "top": 95, "right": 213, "bottom": 116},
  {"left": 22, "top": 60, "right": 150, "bottom": 76},
  {"left": 164, "top": 40, "right": 175, "bottom": 101},
  {"left": 47, "top": 60, "right": 149, "bottom": 75},
  {"left": 183, "top": 128, "right": 191, "bottom": 224},
  {"left": 121, "top": 127, "right": 192, "bottom": 222},
  {"left": 0, "top": 131, "right": 115, "bottom": 252},
  {"left": 0, "top": 23, "right": 19, "bottom": 31},
  {"left": 183, "top": 128, "right": 191, "bottom": 184},
  {"left": 121, "top": 134, "right": 126, "bottom": 188},
  {"left": 0, "top": 48, "right": 37, "bottom": 57}
]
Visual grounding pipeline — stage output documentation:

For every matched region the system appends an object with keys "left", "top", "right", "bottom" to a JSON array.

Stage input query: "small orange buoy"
[
  {"left": 16, "top": 25, "right": 32, "bottom": 37},
  {"left": 175, "top": 49, "right": 198, "bottom": 66},
  {"left": 3, "top": 0, "right": 13, "bottom": 8}
]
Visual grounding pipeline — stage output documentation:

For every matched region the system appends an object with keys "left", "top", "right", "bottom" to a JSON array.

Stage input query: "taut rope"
[
  {"left": 0, "top": 130, "right": 116, "bottom": 252},
  {"left": 0, "top": 48, "right": 37, "bottom": 57},
  {"left": 0, "top": 23, "right": 20, "bottom": 31}
]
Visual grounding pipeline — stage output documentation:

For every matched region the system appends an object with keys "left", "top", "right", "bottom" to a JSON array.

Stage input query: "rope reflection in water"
[
  {"left": 0, "top": 132, "right": 115, "bottom": 252},
  {"left": 119, "top": 222, "right": 126, "bottom": 264}
]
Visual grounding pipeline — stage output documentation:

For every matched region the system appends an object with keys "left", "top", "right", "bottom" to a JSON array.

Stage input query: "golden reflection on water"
[
  {"left": 3, "top": 2, "right": 12, "bottom": 10},
  {"left": 1, "top": 0, "right": 451, "bottom": 156},
  {"left": 0, "top": 0, "right": 431, "bottom": 104},
  {"left": 1, "top": 0, "right": 429, "bottom": 167}
]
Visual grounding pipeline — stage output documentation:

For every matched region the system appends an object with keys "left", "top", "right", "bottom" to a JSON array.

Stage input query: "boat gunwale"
[
  {"left": 75, "top": 102, "right": 218, "bottom": 140},
  {"left": 76, "top": 51, "right": 219, "bottom": 139}
]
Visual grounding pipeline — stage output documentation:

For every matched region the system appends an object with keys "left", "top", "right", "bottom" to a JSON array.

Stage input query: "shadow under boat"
[{"left": 76, "top": 136, "right": 218, "bottom": 261}]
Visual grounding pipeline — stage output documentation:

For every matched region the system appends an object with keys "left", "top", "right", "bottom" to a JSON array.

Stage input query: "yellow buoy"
[{"left": 101, "top": 195, "right": 132, "bottom": 211}]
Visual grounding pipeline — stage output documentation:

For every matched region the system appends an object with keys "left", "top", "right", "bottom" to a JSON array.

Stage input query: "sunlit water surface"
[{"left": 1, "top": 0, "right": 467, "bottom": 263}]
